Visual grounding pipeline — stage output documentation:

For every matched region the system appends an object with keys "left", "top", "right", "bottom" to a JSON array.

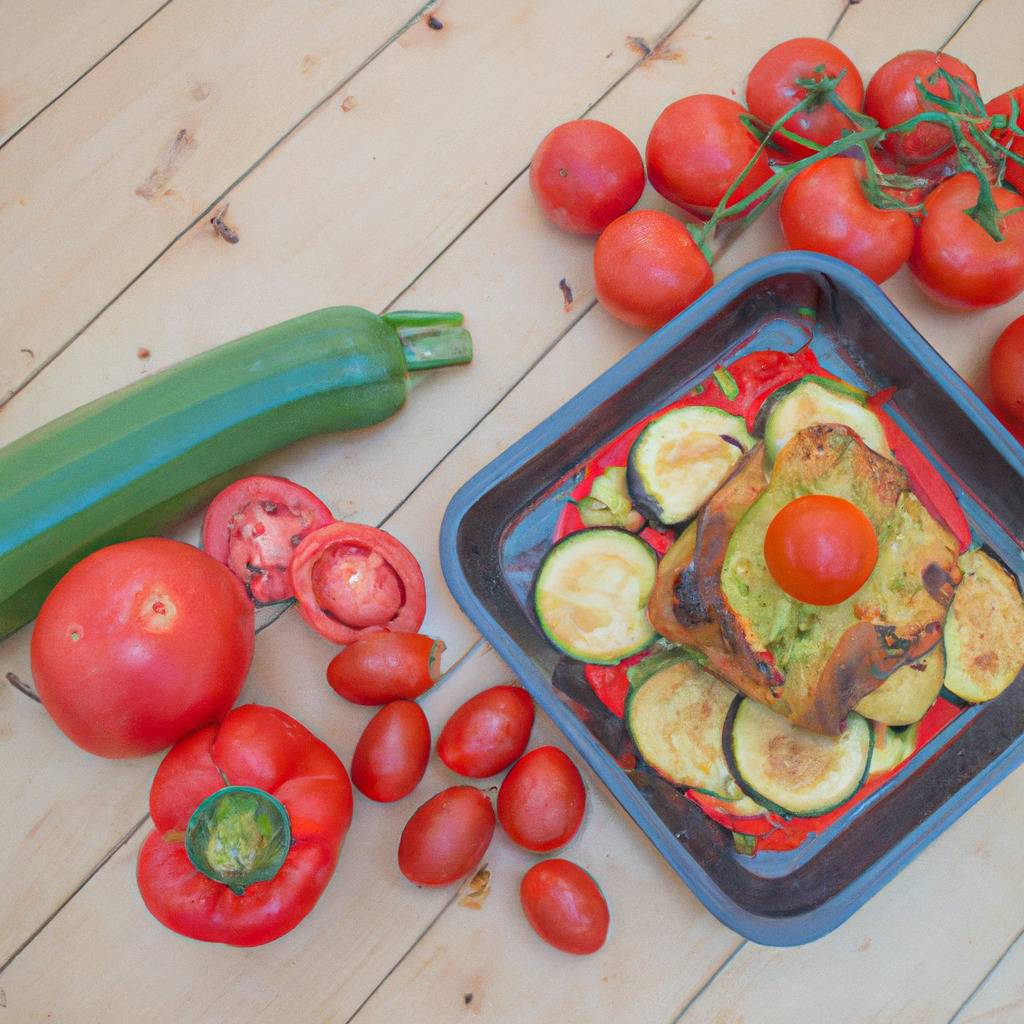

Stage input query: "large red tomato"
[
  {"left": 31, "top": 538, "right": 254, "bottom": 758},
  {"left": 746, "top": 38, "right": 864, "bottom": 158},
  {"left": 909, "top": 173, "right": 1024, "bottom": 309},
  {"left": 987, "top": 86, "right": 1024, "bottom": 196}
]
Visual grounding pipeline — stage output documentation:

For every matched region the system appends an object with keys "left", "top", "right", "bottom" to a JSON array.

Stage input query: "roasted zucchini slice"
[
  {"left": 855, "top": 644, "right": 945, "bottom": 726},
  {"left": 943, "top": 549, "right": 1024, "bottom": 703},
  {"left": 627, "top": 406, "right": 755, "bottom": 526},
  {"left": 533, "top": 528, "right": 657, "bottom": 664},
  {"left": 724, "top": 697, "right": 873, "bottom": 817},
  {"left": 868, "top": 722, "right": 920, "bottom": 777}
]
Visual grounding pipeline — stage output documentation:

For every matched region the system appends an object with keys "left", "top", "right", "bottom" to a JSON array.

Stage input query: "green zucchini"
[
  {"left": 533, "top": 528, "right": 657, "bottom": 664},
  {"left": 0, "top": 307, "right": 472, "bottom": 639},
  {"left": 724, "top": 697, "right": 873, "bottom": 817},
  {"left": 576, "top": 466, "right": 645, "bottom": 532},
  {"left": 868, "top": 722, "right": 920, "bottom": 777}
]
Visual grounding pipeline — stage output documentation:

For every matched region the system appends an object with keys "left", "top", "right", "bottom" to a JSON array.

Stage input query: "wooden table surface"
[{"left": 2, "top": 1, "right": 1023, "bottom": 1021}]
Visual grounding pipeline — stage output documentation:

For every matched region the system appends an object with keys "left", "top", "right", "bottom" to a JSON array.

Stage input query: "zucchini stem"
[{"left": 383, "top": 310, "right": 474, "bottom": 371}]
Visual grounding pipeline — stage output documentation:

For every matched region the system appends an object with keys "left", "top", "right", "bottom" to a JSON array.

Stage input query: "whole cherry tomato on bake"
[
  {"left": 987, "top": 86, "right": 1024, "bottom": 196},
  {"left": 745, "top": 38, "right": 863, "bottom": 158},
  {"left": 351, "top": 700, "right": 431, "bottom": 803},
  {"left": 594, "top": 210, "right": 713, "bottom": 330},
  {"left": 909, "top": 173, "right": 1024, "bottom": 310},
  {"left": 989, "top": 314, "right": 1024, "bottom": 433},
  {"left": 202, "top": 475, "right": 333, "bottom": 604},
  {"left": 436, "top": 685, "right": 535, "bottom": 778},
  {"left": 32, "top": 538, "right": 254, "bottom": 758},
  {"left": 398, "top": 786, "right": 495, "bottom": 887},
  {"left": 520, "top": 859, "right": 609, "bottom": 955},
  {"left": 327, "top": 632, "right": 444, "bottom": 705},
  {"left": 779, "top": 157, "right": 914, "bottom": 284},
  {"left": 530, "top": 119, "right": 645, "bottom": 235},
  {"left": 498, "top": 746, "right": 586, "bottom": 852},
  {"left": 865, "top": 50, "right": 980, "bottom": 166},
  {"left": 645, "top": 95, "right": 771, "bottom": 216}
]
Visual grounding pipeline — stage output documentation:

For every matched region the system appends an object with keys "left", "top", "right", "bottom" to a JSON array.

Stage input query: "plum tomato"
[
  {"left": 645, "top": 95, "right": 772, "bottom": 216},
  {"left": 593, "top": 210, "right": 713, "bottom": 330},
  {"left": 351, "top": 701, "right": 431, "bottom": 802},
  {"left": 290, "top": 522, "right": 426, "bottom": 644},
  {"left": 987, "top": 86, "right": 1024, "bottom": 196},
  {"left": 990, "top": 314, "right": 1024, "bottom": 431},
  {"left": 909, "top": 173, "right": 1024, "bottom": 310},
  {"left": 31, "top": 538, "right": 254, "bottom": 758},
  {"left": 327, "top": 632, "right": 444, "bottom": 704},
  {"left": 497, "top": 746, "right": 586, "bottom": 852},
  {"left": 201, "top": 475, "right": 333, "bottom": 605},
  {"left": 745, "top": 38, "right": 864, "bottom": 158},
  {"left": 865, "top": 50, "right": 980, "bottom": 166},
  {"left": 520, "top": 859, "right": 609, "bottom": 955},
  {"left": 763, "top": 494, "right": 878, "bottom": 606},
  {"left": 436, "top": 685, "right": 535, "bottom": 778},
  {"left": 529, "top": 119, "right": 645, "bottom": 235},
  {"left": 398, "top": 786, "right": 496, "bottom": 887},
  {"left": 779, "top": 157, "right": 914, "bottom": 283}
]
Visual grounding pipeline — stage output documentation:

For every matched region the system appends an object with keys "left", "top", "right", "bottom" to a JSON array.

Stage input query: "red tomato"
[
  {"left": 779, "top": 157, "right": 914, "bottom": 283},
  {"left": 593, "top": 210, "right": 713, "bottom": 329},
  {"left": 436, "top": 685, "right": 535, "bottom": 778},
  {"left": 351, "top": 701, "right": 430, "bottom": 802},
  {"left": 520, "top": 859, "right": 609, "bottom": 955},
  {"left": 865, "top": 51, "right": 980, "bottom": 166},
  {"left": 326, "top": 632, "right": 443, "bottom": 704},
  {"left": 201, "top": 475, "right": 333, "bottom": 604},
  {"left": 31, "top": 538, "right": 254, "bottom": 758},
  {"left": 290, "top": 522, "right": 426, "bottom": 644},
  {"left": 497, "top": 746, "right": 586, "bottom": 852},
  {"left": 398, "top": 786, "right": 496, "bottom": 887},
  {"left": 763, "top": 494, "right": 878, "bottom": 606},
  {"left": 909, "top": 173, "right": 1024, "bottom": 310},
  {"left": 530, "top": 120, "right": 645, "bottom": 235},
  {"left": 746, "top": 38, "right": 864, "bottom": 158},
  {"left": 987, "top": 86, "right": 1024, "bottom": 196},
  {"left": 990, "top": 314, "right": 1024, "bottom": 429},
  {"left": 645, "top": 95, "right": 772, "bottom": 216}
]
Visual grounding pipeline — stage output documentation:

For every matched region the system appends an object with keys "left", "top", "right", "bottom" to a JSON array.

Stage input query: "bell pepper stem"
[{"left": 383, "top": 310, "right": 474, "bottom": 371}]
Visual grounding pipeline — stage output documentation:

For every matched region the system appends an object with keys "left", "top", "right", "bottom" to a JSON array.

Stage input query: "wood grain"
[{"left": 953, "top": 933, "right": 1024, "bottom": 1023}]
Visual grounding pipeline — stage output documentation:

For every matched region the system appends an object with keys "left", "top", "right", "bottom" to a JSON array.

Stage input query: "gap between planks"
[{"left": 946, "top": 922, "right": 1024, "bottom": 1024}]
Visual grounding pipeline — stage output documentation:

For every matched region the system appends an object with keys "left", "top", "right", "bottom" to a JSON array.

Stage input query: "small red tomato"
[
  {"left": 398, "top": 786, "right": 496, "bottom": 887},
  {"left": 530, "top": 119, "right": 645, "bottom": 235},
  {"left": 763, "top": 494, "right": 878, "bottom": 606},
  {"left": 987, "top": 86, "right": 1024, "bottom": 196},
  {"left": 779, "top": 157, "right": 914, "bottom": 284},
  {"left": 746, "top": 38, "right": 864, "bottom": 158},
  {"left": 351, "top": 701, "right": 431, "bottom": 802},
  {"left": 645, "top": 95, "right": 771, "bottom": 216},
  {"left": 201, "top": 475, "right": 333, "bottom": 604},
  {"left": 436, "top": 685, "right": 535, "bottom": 778},
  {"left": 327, "top": 632, "right": 444, "bottom": 705},
  {"left": 498, "top": 746, "right": 586, "bottom": 852},
  {"left": 865, "top": 50, "right": 980, "bottom": 166},
  {"left": 990, "top": 314, "right": 1024, "bottom": 430},
  {"left": 520, "top": 859, "right": 609, "bottom": 955},
  {"left": 909, "top": 173, "right": 1024, "bottom": 310},
  {"left": 594, "top": 210, "right": 713, "bottom": 329}
]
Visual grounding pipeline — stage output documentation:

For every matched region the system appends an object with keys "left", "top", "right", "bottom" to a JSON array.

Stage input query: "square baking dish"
[{"left": 439, "top": 251, "right": 1024, "bottom": 945}]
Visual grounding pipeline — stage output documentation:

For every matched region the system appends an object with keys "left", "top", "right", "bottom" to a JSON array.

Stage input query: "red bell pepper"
[{"left": 137, "top": 704, "right": 353, "bottom": 946}]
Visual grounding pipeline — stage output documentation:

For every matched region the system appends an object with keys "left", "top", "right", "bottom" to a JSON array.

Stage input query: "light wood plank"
[
  {"left": 0, "top": 0, "right": 166, "bottom": 145},
  {"left": 952, "top": 933, "right": 1024, "bottom": 1023}
]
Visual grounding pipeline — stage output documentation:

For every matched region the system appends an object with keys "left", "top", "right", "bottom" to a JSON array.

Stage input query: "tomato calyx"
[{"left": 185, "top": 785, "right": 292, "bottom": 896}]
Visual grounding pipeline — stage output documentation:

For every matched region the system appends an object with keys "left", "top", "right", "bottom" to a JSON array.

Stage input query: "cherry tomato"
[
  {"left": 763, "top": 494, "right": 878, "bottom": 606},
  {"left": 31, "top": 538, "right": 254, "bottom": 758},
  {"left": 745, "top": 38, "right": 864, "bottom": 158},
  {"left": 497, "top": 746, "right": 586, "bottom": 852},
  {"left": 593, "top": 210, "right": 713, "bottom": 329},
  {"left": 990, "top": 314, "right": 1024, "bottom": 430},
  {"left": 436, "top": 685, "right": 535, "bottom": 778},
  {"left": 530, "top": 119, "right": 645, "bottom": 235},
  {"left": 520, "top": 859, "right": 609, "bottom": 955},
  {"left": 327, "top": 632, "right": 444, "bottom": 705},
  {"left": 987, "top": 86, "right": 1024, "bottom": 196},
  {"left": 645, "top": 95, "right": 771, "bottom": 216},
  {"left": 398, "top": 786, "right": 495, "bottom": 887},
  {"left": 865, "top": 50, "right": 980, "bottom": 166},
  {"left": 351, "top": 701, "right": 430, "bottom": 802},
  {"left": 909, "top": 173, "right": 1024, "bottom": 310},
  {"left": 779, "top": 157, "right": 914, "bottom": 283},
  {"left": 290, "top": 522, "right": 426, "bottom": 644},
  {"left": 201, "top": 475, "right": 333, "bottom": 604}
]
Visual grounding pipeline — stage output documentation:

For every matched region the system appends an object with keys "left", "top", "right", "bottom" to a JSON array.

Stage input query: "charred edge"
[
  {"left": 720, "top": 434, "right": 746, "bottom": 452},
  {"left": 6, "top": 671, "right": 40, "bottom": 703},
  {"left": 923, "top": 562, "right": 958, "bottom": 606}
]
